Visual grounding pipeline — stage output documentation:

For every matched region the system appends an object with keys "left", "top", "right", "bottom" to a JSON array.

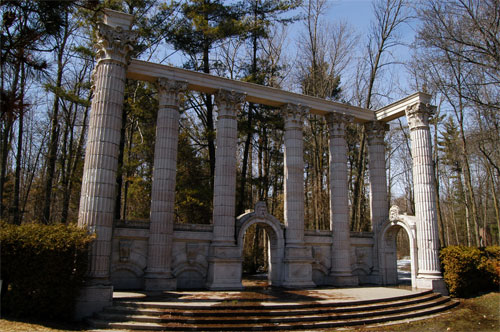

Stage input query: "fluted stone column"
[
  {"left": 144, "top": 79, "right": 187, "bottom": 291},
  {"left": 282, "top": 104, "right": 315, "bottom": 288},
  {"left": 326, "top": 113, "right": 358, "bottom": 286},
  {"left": 366, "top": 121, "right": 389, "bottom": 284},
  {"left": 406, "top": 103, "right": 447, "bottom": 294},
  {"left": 207, "top": 89, "right": 246, "bottom": 290},
  {"left": 76, "top": 9, "right": 135, "bottom": 319}
]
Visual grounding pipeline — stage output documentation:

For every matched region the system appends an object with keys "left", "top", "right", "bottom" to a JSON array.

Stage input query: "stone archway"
[
  {"left": 378, "top": 206, "right": 418, "bottom": 288},
  {"left": 236, "top": 202, "right": 285, "bottom": 287}
]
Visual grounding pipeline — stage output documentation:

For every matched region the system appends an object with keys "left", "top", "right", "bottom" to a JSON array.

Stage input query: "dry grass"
[
  {"left": 341, "top": 292, "right": 500, "bottom": 332},
  {"left": 0, "top": 318, "right": 87, "bottom": 332},
  {"left": 0, "top": 292, "right": 498, "bottom": 332}
]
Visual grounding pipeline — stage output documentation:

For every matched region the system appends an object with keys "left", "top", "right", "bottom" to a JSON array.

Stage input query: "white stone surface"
[
  {"left": 326, "top": 113, "right": 358, "bottom": 286},
  {"left": 211, "top": 89, "right": 246, "bottom": 245},
  {"left": 406, "top": 103, "right": 447, "bottom": 295},
  {"left": 366, "top": 121, "right": 390, "bottom": 284},
  {"left": 281, "top": 104, "right": 315, "bottom": 288},
  {"left": 78, "top": 10, "right": 135, "bottom": 286},
  {"left": 145, "top": 79, "right": 187, "bottom": 291},
  {"left": 206, "top": 89, "right": 246, "bottom": 290}
]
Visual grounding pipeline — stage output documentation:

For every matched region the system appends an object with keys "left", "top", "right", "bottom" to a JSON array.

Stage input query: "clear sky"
[{"left": 327, "top": 0, "right": 374, "bottom": 31}]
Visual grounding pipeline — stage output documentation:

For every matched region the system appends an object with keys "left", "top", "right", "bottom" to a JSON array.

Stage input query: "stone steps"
[{"left": 87, "top": 290, "right": 458, "bottom": 331}]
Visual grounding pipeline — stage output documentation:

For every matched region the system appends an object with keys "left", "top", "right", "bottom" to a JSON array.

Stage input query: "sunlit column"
[
  {"left": 326, "top": 113, "right": 358, "bottom": 286},
  {"left": 282, "top": 103, "right": 308, "bottom": 245},
  {"left": 365, "top": 120, "right": 389, "bottom": 281},
  {"left": 212, "top": 89, "right": 246, "bottom": 245},
  {"left": 406, "top": 102, "right": 445, "bottom": 293},
  {"left": 78, "top": 10, "right": 136, "bottom": 285},
  {"left": 145, "top": 78, "right": 187, "bottom": 290}
]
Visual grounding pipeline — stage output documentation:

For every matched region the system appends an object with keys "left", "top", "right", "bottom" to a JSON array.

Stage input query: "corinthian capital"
[
  {"left": 405, "top": 102, "right": 436, "bottom": 130},
  {"left": 325, "top": 113, "right": 353, "bottom": 138},
  {"left": 95, "top": 23, "right": 137, "bottom": 64},
  {"left": 157, "top": 78, "right": 188, "bottom": 107},
  {"left": 214, "top": 89, "right": 246, "bottom": 119},
  {"left": 365, "top": 121, "right": 390, "bottom": 144},
  {"left": 282, "top": 103, "right": 309, "bottom": 130}
]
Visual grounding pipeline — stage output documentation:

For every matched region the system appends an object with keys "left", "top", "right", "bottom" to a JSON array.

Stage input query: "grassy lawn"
[
  {"left": 0, "top": 292, "right": 498, "bottom": 332},
  {"left": 342, "top": 292, "right": 500, "bottom": 332}
]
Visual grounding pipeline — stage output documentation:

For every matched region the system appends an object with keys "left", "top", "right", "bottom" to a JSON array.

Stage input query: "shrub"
[
  {"left": 0, "top": 221, "right": 94, "bottom": 320},
  {"left": 440, "top": 246, "right": 500, "bottom": 297}
]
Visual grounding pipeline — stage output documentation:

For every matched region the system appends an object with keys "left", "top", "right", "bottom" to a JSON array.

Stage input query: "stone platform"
[{"left": 87, "top": 280, "right": 458, "bottom": 331}]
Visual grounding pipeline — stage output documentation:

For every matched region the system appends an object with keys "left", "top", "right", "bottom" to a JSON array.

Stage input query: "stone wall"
[
  {"left": 111, "top": 222, "right": 212, "bottom": 290},
  {"left": 110, "top": 222, "right": 379, "bottom": 290}
]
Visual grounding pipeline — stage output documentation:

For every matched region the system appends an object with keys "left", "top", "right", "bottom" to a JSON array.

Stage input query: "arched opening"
[
  {"left": 236, "top": 203, "right": 285, "bottom": 288},
  {"left": 396, "top": 228, "right": 411, "bottom": 285},
  {"left": 242, "top": 223, "right": 270, "bottom": 287},
  {"left": 380, "top": 220, "right": 417, "bottom": 288}
]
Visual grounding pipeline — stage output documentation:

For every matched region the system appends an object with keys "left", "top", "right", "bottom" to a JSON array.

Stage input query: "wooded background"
[{"left": 1, "top": 0, "right": 498, "bottom": 273}]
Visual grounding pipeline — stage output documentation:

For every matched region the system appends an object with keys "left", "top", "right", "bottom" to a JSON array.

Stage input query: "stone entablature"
[{"left": 75, "top": 8, "right": 447, "bottom": 319}]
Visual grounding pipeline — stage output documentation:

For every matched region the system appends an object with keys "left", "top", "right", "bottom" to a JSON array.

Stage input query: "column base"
[
  {"left": 416, "top": 275, "right": 448, "bottom": 295},
  {"left": 282, "top": 246, "right": 315, "bottom": 288},
  {"left": 74, "top": 284, "right": 113, "bottom": 321},
  {"left": 144, "top": 273, "right": 177, "bottom": 291},
  {"left": 327, "top": 273, "right": 359, "bottom": 287},
  {"left": 206, "top": 245, "right": 243, "bottom": 290}
]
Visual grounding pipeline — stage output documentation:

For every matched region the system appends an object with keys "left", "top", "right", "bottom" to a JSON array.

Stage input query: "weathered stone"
[
  {"left": 76, "top": 9, "right": 134, "bottom": 319},
  {"left": 326, "top": 113, "right": 358, "bottom": 286},
  {"left": 144, "top": 79, "right": 187, "bottom": 291},
  {"left": 406, "top": 102, "right": 447, "bottom": 295}
]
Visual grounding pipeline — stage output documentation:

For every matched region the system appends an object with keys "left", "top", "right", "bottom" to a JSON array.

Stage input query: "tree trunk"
[
  {"left": 486, "top": 163, "right": 500, "bottom": 244},
  {"left": 432, "top": 114, "right": 446, "bottom": 247},
  {"left": 43, "top": 18, "right": 69, "bottom": 224},
  {"left": 12, "top": 62, "right": 25, "bottom": 225}
]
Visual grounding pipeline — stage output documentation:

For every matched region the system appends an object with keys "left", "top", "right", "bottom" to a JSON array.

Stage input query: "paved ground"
[{"left": 113, "top": 283, "right": 423, "bottom": 306}]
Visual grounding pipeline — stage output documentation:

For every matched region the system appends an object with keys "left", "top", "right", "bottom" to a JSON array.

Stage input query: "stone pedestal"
[
  {"left": 207, "top": 90, "right": 246, "bottom": 290},
  {"left": 76, "top": 9, "right": 135, "bottom": 319},
  {"left": 282, "top": 246, "right": 315, "bottom": 288},
  {"left": 366, "top": 121, "right": 390, "bottom": 284},
  {"left": 206, "top": 246, "right": 243, "bottom": 290},
  {"left": 406, "top": 103, "right": 447, "bottom": 295},
  {"left": 144, "top": 79, "right": 187, "bottom": 291},
  {"left": 281, "top": 104, "right": 315, "bottom": 288},
  {"left": 326, "top": 113, "right": 358, "bottom": 287},
  {"left": 74, "top": 284, "right": 113, "bottom": 321}
]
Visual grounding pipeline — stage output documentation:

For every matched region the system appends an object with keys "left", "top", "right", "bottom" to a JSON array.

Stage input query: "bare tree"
[{"left": 351, "top": 0, "right": 410, "bottom": 231}]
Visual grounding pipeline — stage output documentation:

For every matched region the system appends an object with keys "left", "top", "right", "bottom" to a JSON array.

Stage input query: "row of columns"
[{"left": 79, "top": 8, "right": 444, "bottom": 296}]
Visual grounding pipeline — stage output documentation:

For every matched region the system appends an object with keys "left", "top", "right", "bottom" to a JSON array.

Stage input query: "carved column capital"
[
  {"left": 325, "top": 113, "right": 353, "bottom": 138},
  {"left": 157, "top": 78, "right": 188, "bottom": 107},
  {"left": 282, "top": 103, "right": 309, "bottom": 130},
  {"left": 95, "top": 23, "right": 137, "bottom": 64},
  {"left": 365, "top": 121, "right": 390, "bottom": 144},
  {"left": 215, "top": 89, "right": 246, "bottom": 119},
  {"left": 405, "top": 102, "right": 436, "bottom": 131}
]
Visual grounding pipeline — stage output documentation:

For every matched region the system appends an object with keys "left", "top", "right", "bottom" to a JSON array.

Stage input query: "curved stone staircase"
[{"left": 87, "top": 288, "right": 458, "bottom": 331}]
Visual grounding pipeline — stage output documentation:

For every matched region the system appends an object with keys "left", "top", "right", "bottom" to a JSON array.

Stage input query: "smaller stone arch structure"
[
  {"left": 236, "top": 202, "right": 285, "bottom": 287},
  {"left": 378, "top": 206, "right": 418, "bottom": 288}
]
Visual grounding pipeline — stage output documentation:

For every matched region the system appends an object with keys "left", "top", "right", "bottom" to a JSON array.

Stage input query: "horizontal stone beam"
[
  {"left": 127, "top": 59, "right": 376, "bottom": 123},
  {"left": 375, "top": 92, "right": 432, "bottom": 122}
]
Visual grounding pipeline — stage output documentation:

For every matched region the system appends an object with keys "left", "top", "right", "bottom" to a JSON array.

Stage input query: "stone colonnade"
[{"left": 75, "top": 8, "right": 445, "bottom": 318}]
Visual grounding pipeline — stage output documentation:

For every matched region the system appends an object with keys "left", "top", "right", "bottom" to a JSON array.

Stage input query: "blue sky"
[{"left": 327, "top": 0, "right": 374, "bottom": 31}]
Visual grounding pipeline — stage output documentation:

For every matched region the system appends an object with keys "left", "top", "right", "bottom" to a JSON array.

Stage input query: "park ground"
[{"left": 0, "top": 292, "right": 498, "bottom": 332}]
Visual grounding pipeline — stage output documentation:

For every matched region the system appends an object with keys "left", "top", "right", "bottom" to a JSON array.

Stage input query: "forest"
[{"left": 1, "top": 0, "right": 499, "bottom": 272}]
